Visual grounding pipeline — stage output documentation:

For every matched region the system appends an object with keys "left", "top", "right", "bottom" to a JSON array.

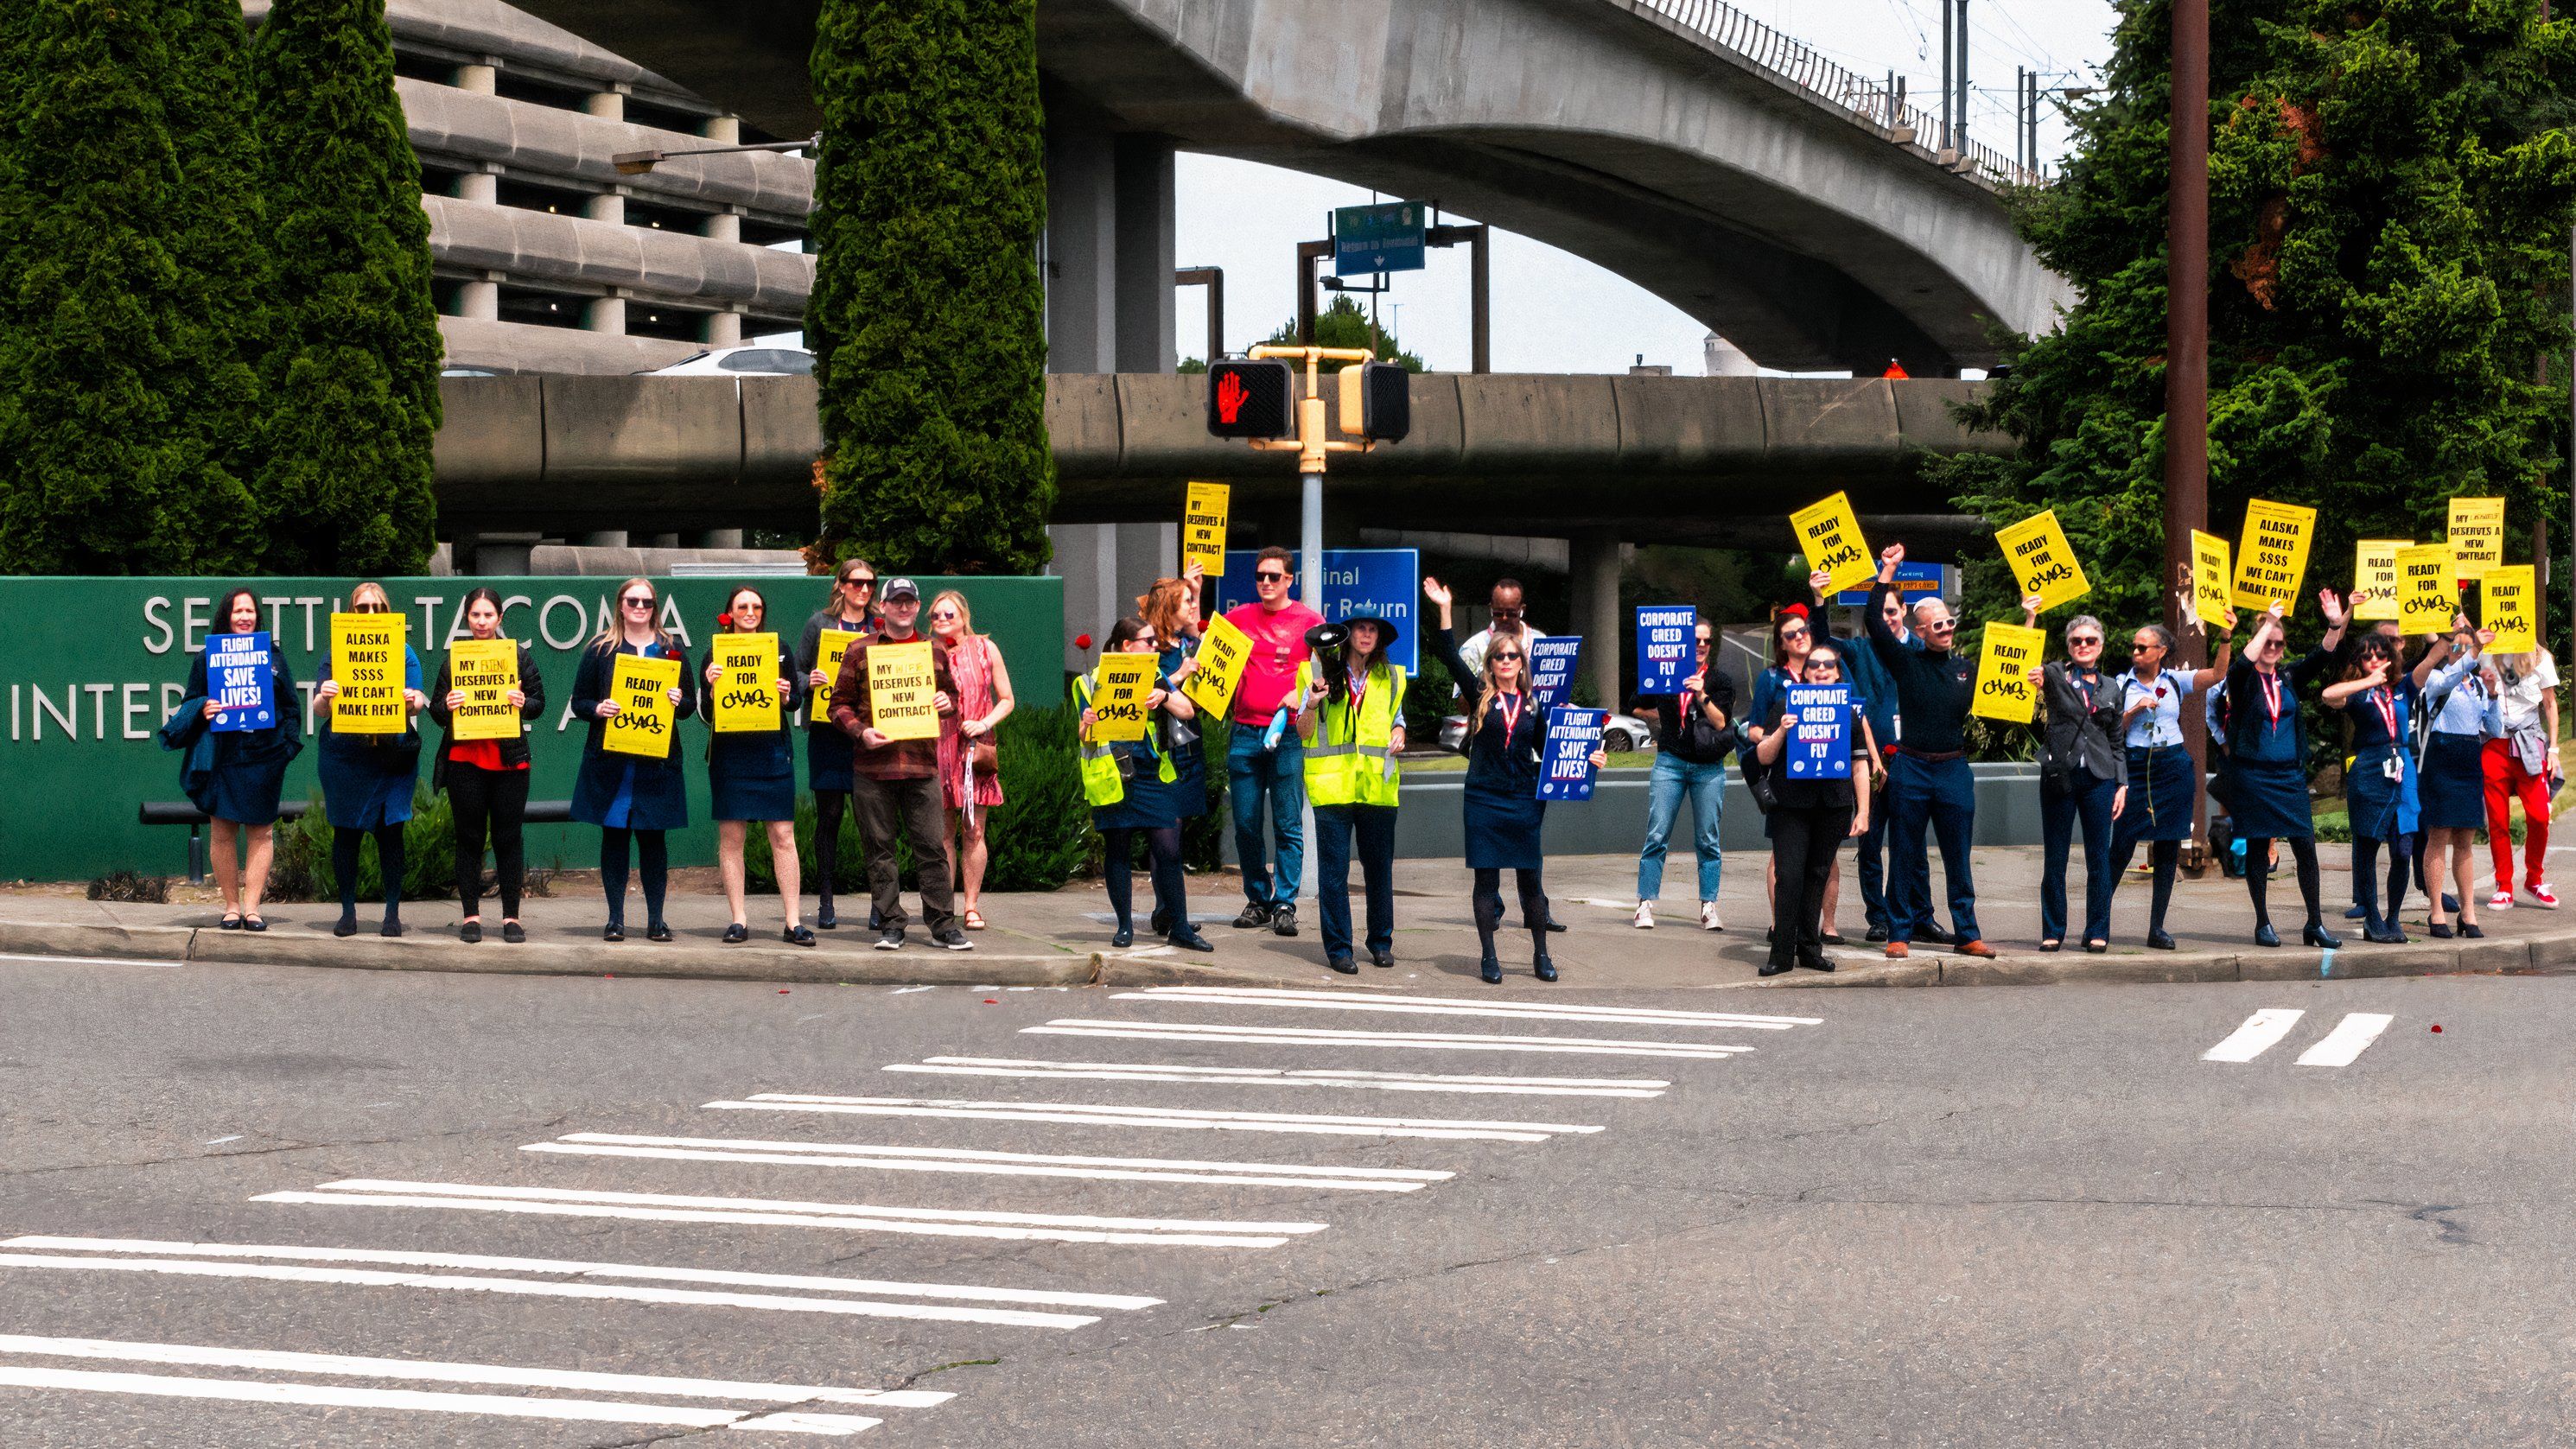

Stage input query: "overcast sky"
[{"left": 1174, "top": 0, "right": 2121, "bottom": 375}]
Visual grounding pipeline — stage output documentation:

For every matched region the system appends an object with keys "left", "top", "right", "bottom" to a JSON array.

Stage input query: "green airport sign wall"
[{"left": 0, "top": 575, "right": 1065, "bottom": 883}]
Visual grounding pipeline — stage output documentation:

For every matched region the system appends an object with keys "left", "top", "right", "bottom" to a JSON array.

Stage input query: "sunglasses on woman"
[
  {"left": 1491, "top": 651, "right": 1523, "bottom": 663},
  {"left": 621, "top": 594, "right": 654, "bottom": 608}
]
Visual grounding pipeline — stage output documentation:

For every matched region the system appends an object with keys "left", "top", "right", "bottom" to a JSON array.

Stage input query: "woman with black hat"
[
  {"left": 1426, "top": 577, "right": 1605, "bottom": 984},
  {"left": 1294, "top": 610, "right": 1408, "bottom": 975}
]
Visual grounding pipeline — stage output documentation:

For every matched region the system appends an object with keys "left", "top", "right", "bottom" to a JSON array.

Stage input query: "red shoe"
[
  {"left": 1955, "top": 938, "right": 1998, "bottom": 958},
  {"left": 1884, "top": 941, "right": 1910, "bottom": 959},
  {"left": 2529, "top": 881, "right": 2560, "bottom": 908}
]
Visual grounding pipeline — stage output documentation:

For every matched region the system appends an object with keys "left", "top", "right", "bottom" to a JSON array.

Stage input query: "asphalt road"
[{"left": 1, "top": 953, "right": 2566, "bottom": 1446}]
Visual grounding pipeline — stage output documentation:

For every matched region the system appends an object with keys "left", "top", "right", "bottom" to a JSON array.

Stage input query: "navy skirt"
[
  {"left": 1169, "top": 737, "right": 1210, "bottom": 820},
  {"left": 317, "top": 734, "right": 421, "bottom": 829},
  {"left": 2115, "top": 744, "right": 2197, "bottom": 846},
  {"left": 1464, "top": 781, "right": 1546, "bottom": 870},
  {"left": 1094, "top": 765, "right": 1184, "bottom": 831},
  {"left": 2342, "top": 742, "right": 2412, "bottom": 842},
  {"left": 193, "top": 754, "right": 293, "bottom": 828},
  {"left": 711, "top": 733, "right": 797, "bottom": 822},
  {"left": 571, "top": 753, "right": 690, "bottom": 831},
  {"left": 2227, "top": 758, "right": 2313, "bottom": 839},
  {"left": 805, "top": 723, "right": 855, "bottom": 794},
  {"left": 2417, "top": 733, "right": 2486, "bottom": 830}
]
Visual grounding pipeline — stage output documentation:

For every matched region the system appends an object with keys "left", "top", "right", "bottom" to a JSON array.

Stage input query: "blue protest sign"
[
  {"left": 1835, "top": 561, "right": 1948, "bottom": 607},
  {"left": 1212, "top": 549, "right": 1419, "bottom": 675},
  {"left": 1634, "top": 606, "right": 1695, "bottom": 695},
  {"left": 1529, "top": 636, "right": 1582, "bottom": 709},
  {"left": 206, "top": 631, "right": 276, "bottom": 733},
  {"left": 1333, "top": 200, "right": 1428, "bottom": 276},
  {"left": 1537, "top": 707, "right": 1606, "bottom": 801},
  {"left": 1784, "top": 684, "right": 1853, "bottom": 779}
]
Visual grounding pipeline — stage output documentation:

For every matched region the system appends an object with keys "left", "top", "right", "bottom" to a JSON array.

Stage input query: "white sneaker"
[
  {"left": 1701, "top": 900, "right": 1724, "bottom": 931},
  {"left": 1632, "top": 901, "right": 1655, "bottom": 930},
  {"left": 2489, "top": 889, "right": 2515, "bottom": 911}
]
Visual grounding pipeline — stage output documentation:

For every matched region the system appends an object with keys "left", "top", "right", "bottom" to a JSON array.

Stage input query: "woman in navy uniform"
[
  {"left": 701, "top": 586, "right": 811, "bottom": 946},
  {"left": 2320, "top": 618, "right": 2436, "bottom": 944},
  {"left": 571, "top": 575, "right": 696, "bottom": 942},
  {"left": 161, "top": 587, "right": 302, "bottom": 932},
  {"left": 1425, "top": 576, "right": 1604, "bottom": 985},
  {"left": 2104, "top": 613, "right": 2229, "bottom": 949},
  {"left": 314, "top": 581, "right": 429, "bottom": 938},
  {"left": 2221, "top": 601, "right": 2342, "bottom": 949}
]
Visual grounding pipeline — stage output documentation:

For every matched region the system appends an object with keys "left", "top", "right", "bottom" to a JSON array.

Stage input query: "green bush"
[{"left": 271, "top": 785, "right": 454, "bottom": 901}]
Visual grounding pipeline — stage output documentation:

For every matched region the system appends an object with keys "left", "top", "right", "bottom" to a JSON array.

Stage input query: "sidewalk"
[{"left": 7, "top": 846, "right": 2573, "bottom": 992}]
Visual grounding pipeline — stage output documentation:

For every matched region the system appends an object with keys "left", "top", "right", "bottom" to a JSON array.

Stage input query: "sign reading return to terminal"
[
  {"left": 1212, "top": 549, "right": 1421, "bottom": 677},
  {"left": 1333, "top": 201, "right": 1428, "bottom": 276}
]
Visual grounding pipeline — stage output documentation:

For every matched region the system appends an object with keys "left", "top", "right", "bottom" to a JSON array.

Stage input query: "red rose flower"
[
  {"left": 1075, "top": 632, "right": 1094, "bottom": 650},
  {"left": 717, "top": 612, "right": 734, "bottom": 627}
]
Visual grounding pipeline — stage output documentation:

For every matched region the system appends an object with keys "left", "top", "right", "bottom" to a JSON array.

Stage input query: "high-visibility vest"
[
  {"left": 1294, "top": 658, "right": 1406, "bottom": 807},
  {"left": 1071, "top": 670, "right": 1174, "bottom": 810}
]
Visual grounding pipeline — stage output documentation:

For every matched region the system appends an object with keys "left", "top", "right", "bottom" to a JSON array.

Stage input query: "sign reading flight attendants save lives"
[
  {"left": 709, "top": 633, "right": 780, "bottom": 734},
  {"left": 1179, "top": 614, "right": 1255, "bottom": 719},
  {"left": 1994, "top": 509, "right": 2089, "bottom": 613},
  {"left": 445, "top": 639, "right": 520, "bottom": 743},
  {"left": 206, "top": 631, "right": 275, "bottom": 733},
  {"left": 1971, "top": 621, "right": 2045, "bottom": 725},
  {"left": 1089, "top": 653, "right": 1158, "bottom": 743},
  {"left": 1790, "top": 492, "right": 1874, "bottom": 597},
  {"left": 809, "top": 629, "right": 862, "bottom": 723},
  {"left": 2232, "top": 499, "right": 2318, "bottom": 612},
  {"left": 603, "top": 653, "right": 681, "bottom": 758},
  {"left": 1784, "top": 684, "right": 1853, "bottom": 779},
  {"left": 2395, "top": 543, "right": 2457, "bottom": 635},
  {"left": 1635, "top": 607, "right": 1695, "bottom": 695},
  {"left": 329, "top": 612, "right": 407, "bottom": 734},
  {"left": 1537, "top": 708, "right": 1606, "bottom": 801},
  {"left": 2484, "top": 566, "right": 2538, "bottom": 654},
  {"left": 868, "top": 639, "right": 940, "bottom": 741},
  {"left": 1182, "top": 482, "right": 1230, "bottom": 578},
  {"left": 2190, "top": 531, "right": 2234, "bottom": 628}
]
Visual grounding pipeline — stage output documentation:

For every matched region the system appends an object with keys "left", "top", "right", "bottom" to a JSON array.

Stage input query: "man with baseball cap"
[{"left": 829, "top": 576, "right": 970, "bottom": 951}]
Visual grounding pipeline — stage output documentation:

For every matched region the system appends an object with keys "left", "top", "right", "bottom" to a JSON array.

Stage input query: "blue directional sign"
[
  {"left": 1333, "top": 201, "right": 1428, "bottom": 276},
  {"left": 1834, "top": 561, "right": 1950, "bottom": 607},
  {"left": 1212, "top": 548, "right": 1420, "bottom": 676}
]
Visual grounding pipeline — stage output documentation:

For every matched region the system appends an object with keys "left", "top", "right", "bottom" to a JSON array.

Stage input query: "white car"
[
  {"left": 1438, "top": 709, "right": 1657, "bottom": 754},
  {"left": 643, "top": 346, "right": 815, "bottom": 377}
]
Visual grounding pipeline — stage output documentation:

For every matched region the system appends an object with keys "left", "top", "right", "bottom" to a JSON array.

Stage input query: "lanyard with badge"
[{"left": 2372, "top": 687, "right": 2401, "bottom": 780}]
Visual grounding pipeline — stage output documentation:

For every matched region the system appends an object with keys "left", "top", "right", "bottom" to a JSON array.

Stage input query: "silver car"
[{"left": 1438, "top": 709, "right": 1656, "bottom": 754}]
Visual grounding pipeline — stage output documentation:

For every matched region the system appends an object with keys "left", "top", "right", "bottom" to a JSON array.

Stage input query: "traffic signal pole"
[{"left": 1247, "top": 343, "right": 1377, "bottom": 605}]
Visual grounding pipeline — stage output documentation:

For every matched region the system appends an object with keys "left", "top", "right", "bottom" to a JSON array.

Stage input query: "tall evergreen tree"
[
  {"left": 807, "top": 0, "right": 1054, "bottom": 575},
  {"left": 1931, "top": 1, "right": 2576, "bottom": 640},
  {"left": 251, "top": 0, "right": 442, "bottom": 574},
  {"left": 0, "top": 0, "right": 270, "bottom": 575}
]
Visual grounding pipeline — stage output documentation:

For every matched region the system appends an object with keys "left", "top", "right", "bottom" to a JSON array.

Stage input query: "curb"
[{"left": 1753, "top": 930, "right": 2576, "bottom": 988}]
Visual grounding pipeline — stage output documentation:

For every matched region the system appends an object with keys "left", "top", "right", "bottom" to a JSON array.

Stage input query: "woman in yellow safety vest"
[
  {"left": 1294, "top": 613, "right": 1407, "bottom": 975},
  {"left": 1074, "top": 616, "right": 1215, "bottom": 952}
]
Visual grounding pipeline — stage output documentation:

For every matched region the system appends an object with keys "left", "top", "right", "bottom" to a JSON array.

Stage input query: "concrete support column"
[
  {"left": 455, "top": 278, "right": 500, "bottom": 321},
  {"left": 455, "top": 168, "right": 498, "bottom": 205},
  {"left": 644, "top": 533, "right": 681, "bottom": 550},
  {"left": 706, "top": 312, "right": 744, "bottom": 346},
  {"left": 455, "top": 60, "right": 498, "bottom": 93},
  {"left": 703, "top": 114, "right": 740, "bottom": 143},
  {"left": 1043, "top": 113, "right": 1117, "bottom": 375},
  {"left": 459, "top": 532, "right": 543, "bottom": 575},
  {"left": 706, "top": 210, "right": 742, "bottom": 244},
  {"left": 1112, "top": 134, "right": 1177, "bottom": 375},
  {"left": 584, "top": 188, "right": 626, "bottom": 226},
  {"left": 583, "top": 84, "right": 627, "bottom": 121},
  {"left": 585, "top": 294, "right": 627, "bottom": 334},
  {"left": 575, "top": 531, "right": 630, "bottom": 548},
  {"left": 1048, "top": 524, "right": 1119, "bottom": 675},
  {"left": 1572, "top": 527, "right": 1623, "bottom": 709},
  {"left": 688, "top": 530, "right": 747, "bottom": 549}
]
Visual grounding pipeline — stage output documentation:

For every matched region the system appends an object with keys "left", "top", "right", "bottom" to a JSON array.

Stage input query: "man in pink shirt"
[{"left": 1220, "top": 545, "right": 1325, "bottom": 936}]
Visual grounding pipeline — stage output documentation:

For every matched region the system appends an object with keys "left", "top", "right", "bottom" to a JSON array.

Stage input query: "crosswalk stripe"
[
  {"left": 2293, "top": 1013, "right": 2395, "bottom": 1067},
  {"left": 0, "top": 1334, "right": 946, "bottom": 1408},
  {"left": 887, "top": 1058, "right": 1670, "bottom": 1097},
  {"left": 1022, "top": 1020, "right": 1746, "bottom": 1060},
  {"left": 527, "top": 1134, "right": 1453, "bottom": 1192},
  {"left": 1118, "top": 986, "right": 1819, "bottom": 1029},
  {"left": 2202, "top": 1008, "right": 2306, "bottom": 1063},
  {"left": 713, "top": 1094, "right": 1600, "bottom": 1142},
  {"left": 0, "top": 1236, "right": 1157, "bottom": 1312},
  {"left": 253, "top": 1180, "right": 1325, "bottom": 1249},
  {"left": 0, "top": 1364, "right": 878, "bottom": 1435}
]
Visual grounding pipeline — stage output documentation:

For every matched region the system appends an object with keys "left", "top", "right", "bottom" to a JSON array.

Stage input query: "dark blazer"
[
  {"left": 172, "top": 646, "right": 303, "bottom": 824},
  {"left": 427, "top": 640, "right": 549, "bottom": 782},
  {"left": 2037, "top": 662, "right": 2128, "bottom": 785},
  {"left": 569, "top": 638, "right": 697, "bottom": 830},
  {"left": 2223, "top": 647, "right": 2333, "bottom": 761}
]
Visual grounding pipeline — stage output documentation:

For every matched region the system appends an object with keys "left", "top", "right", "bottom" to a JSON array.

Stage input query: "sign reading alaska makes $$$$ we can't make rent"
[
  {"left": 329, "top": 612, "right": 407, "bottom": 734},
  {"left": 2232, "top": 499, "right": 2317, "bottom": 611}
]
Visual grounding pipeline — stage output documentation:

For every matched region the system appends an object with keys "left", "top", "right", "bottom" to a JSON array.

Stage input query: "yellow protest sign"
[
  {"left": 447, "top": 638, "right": 521, "bottom": 743},
  {"left": 603, "top": 652, "right": 681, "bottom": 758},
  {"left": 1970, "top": 621, "right": 2045, "bottom": 725},
  {"left": 1994, "top": 509, "right": 2089, "bottom": 613},
  {"left": 2484, "top": 565, "right": 2538, "bottom": 654},
  {"left": 329, "top": 612, "right": 408, "bottom": 734},
  {"left": 2448, "top": 495, "right": 2505, "bottom": 581},
  {"left": 868, "top": 639, "right": 940, "bottom": 741},
  {"left": 1180, "top": 614, "right": 1255, "bottom": 719},
  {"left": 2231, "top": 499, "right": 2317, "bottom": 612},
  {"left": 1183, "top": 481, "right": 1231, "bottom": 577},
  {"left": 2394, "top": 543, "right": 2457, "bottom": 635},
  {"left": 808, "top": 627, "right": 862, "bottom": 723},
  {"left": 709, "top": 632, "right": 781, "bottom": 734},
  {"left": 1790, "top": 491, "right": 1874, "bottom": 596},
  {"left": 1088, "top": 653, "right": 1159, "bottom": 743},
  {"left": 2189, "top": 530, "right": 2232, "bottom": 627},
  {"left": 2352, "top": 540, "right": 2407, "bottom": 621}
]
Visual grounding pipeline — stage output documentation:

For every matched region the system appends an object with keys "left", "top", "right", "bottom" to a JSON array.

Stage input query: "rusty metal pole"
[
  {"left": 1295, "top": 240, "right": 1332, "bottom": 346},
  {"left": 2167, "top": 0, "right": 2213, "bottom": 867}
]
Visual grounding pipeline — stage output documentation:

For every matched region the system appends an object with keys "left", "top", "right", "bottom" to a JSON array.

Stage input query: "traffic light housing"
[
  {"left": 1205, "top": 359, "right": 1294, "bottom": 440},
  {"left": 1337, "top": 360, "right": 1409, "bottom": 443}
]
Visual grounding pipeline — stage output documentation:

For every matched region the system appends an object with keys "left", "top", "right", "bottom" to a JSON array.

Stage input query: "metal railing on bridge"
[{"left": 1628, "top": 0, "right": 2049, "bottom": 189}]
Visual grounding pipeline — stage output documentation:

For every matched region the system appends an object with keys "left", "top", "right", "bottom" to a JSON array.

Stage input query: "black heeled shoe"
[
  {"left": 2254, "top": 923, "right": 2280, "bottom": 948},
  {"left": 1110, "top": 927, "right": 1134, "bottom": 948},
  {"left": 1479, "top": 955, "right": 1503, "bottom": 984},
  {"left": 2146, "top": 929, "right": 2176, "bottom": 950},
  {"left": 1532, "top": 955, "right": 1558, "bottom": 983},
  {"left": 2427, "top": 920, "right": 2454, "bottom": 939},
  {"left": 817, "top": 901, "right": 837, "bottom": 931},
  {"left": 2039, "top": 940, "right": 2062, "bottom": 953},
  {"left": 2302, "top": 924, "right": 2343, "bottom": 949},
  {"left": 2460, "top": 922, "right": 2484, "bottom": 939},
  {"left": 1167, "top": 928, "right": 1214, "bottom": 952},
  {"left": 2084, "top": 940, "right": 2108, "bottom": 955},
  {"left": 2362, "top": 919, "right": 2406, "bottom": 944}
]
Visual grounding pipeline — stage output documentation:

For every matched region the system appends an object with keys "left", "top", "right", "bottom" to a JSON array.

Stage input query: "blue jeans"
[
  {"left": 1888, "top": 753, "right": 1980, "bottom": 943},
  {"left": 2039, "top": 766, "right": 2120, "bottom": 944},
  {"left": 1227, "top": 727, "right": 1306, "bottom": 907},
  {"left": 1636, "top": 752, "right": 1726, "bottom": 903},
  {"left": 1313, "top": 803, "right": 1396, "bottom": 958}
]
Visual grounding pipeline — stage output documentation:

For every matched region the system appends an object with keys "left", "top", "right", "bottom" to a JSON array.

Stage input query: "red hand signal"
[{"left": 1216, "top": 369, "right": 1248, "bottom": 423}]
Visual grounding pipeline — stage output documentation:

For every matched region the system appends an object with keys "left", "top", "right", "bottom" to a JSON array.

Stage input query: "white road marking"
[
  {"left": 1022, "top": 1020, "right": 1747, "bottom": 1060},
  {"left": 711, "top": 1094, "right": 1601, "bottom": 1142},
  {"left": 254, "top": 1180, "right": 1323, "bottom": 1248},
  {"left": 0, "top": 1334, "right": 946, "bottom": 1408},
  {"left": 888, "top": 1058, "right": 1670, "bottom": 1098},
  {"left": 2294, "top": 1013, "right": 2395, "bottom": 1067},
  {"left": 2202, "top": 1008, "right": 2306, "bottom": 1063},
  {"left": 0, "top": 952, "right": 183, "bottom": 969},
  {"left": 1118, "top": 986, "right": 1820, "bottom": 1030},
  {"left": 1, "top": 1236, "right": 1158, "bottom": 1312},
  {"left": 529, "top": 1134, "right": 1452, "bottom": 1192},
  {"left": 0, "top": 1365, "right": 877, "bottom": 1435}
]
